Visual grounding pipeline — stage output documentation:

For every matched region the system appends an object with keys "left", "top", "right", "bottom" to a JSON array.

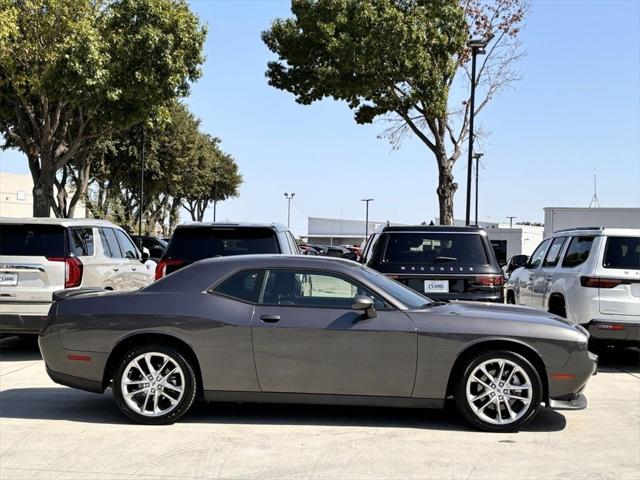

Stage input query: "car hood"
[{"left": 412, "top": 300, "right": 579, "bottom": 331}]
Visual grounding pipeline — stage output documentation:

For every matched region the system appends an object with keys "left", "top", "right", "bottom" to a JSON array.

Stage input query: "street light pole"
[
  {"left": 465, "top": 37, "right": 489, "bottom": 226},
  {"left": 138, "top": 125, "right": 145, "bottom": 242},
  {"left": 473, "top": 152, "right": 484, "bottom": 226},
  {"left": 361, "top": 198, "right": 374, "bottom": 242},
  {"left": 284, "top": 193, "right": 295, "bottom": 228},
  {"left": 506, "top": 216, "right": 517, "bottom": 228}
]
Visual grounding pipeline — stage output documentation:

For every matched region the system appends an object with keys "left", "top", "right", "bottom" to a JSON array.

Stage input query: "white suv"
[
  {"left": 0, "top": 218, "right": 155, "bottom": 335},
  {"left": 506, "top": 228, "right": 640, "bottom": 345}
]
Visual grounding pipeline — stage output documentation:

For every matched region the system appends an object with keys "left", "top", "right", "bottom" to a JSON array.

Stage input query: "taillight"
[
  {"left": 155, "top": 259, "right": 184, "bottom": 280},
  {"left": 580, "top": 276, "right": 623, "bottom": 288},
  {"left": 475, "top": 275, "right": 504, "bottom": 287},
  {"left": 47, "top": 256, "right": 83, "bottom": 288}
]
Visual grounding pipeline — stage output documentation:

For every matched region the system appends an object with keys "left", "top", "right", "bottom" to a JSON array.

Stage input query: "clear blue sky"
[{"left": 1, "top": 0, "right": 639, "bottom": 236}]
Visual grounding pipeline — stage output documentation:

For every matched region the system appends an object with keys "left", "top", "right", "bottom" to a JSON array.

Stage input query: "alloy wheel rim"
[
  {"left": 121, "top": 352, "right": 185, "bottom": 417},
  {"left": 466, "top": 358, "right": 533, "bottom": 425}
]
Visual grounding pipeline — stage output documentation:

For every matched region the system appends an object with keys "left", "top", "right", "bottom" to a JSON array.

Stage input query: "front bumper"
[
  {"left": 548, "top": 350, "right": 597, "bottom": 409},
  {"left": 549, "top": 393, "right": 588, "bottom": 410}
]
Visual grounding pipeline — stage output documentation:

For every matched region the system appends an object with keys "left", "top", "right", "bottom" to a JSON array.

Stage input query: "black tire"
[
  {"left": 455, "top": 350, "right": 543, "bottom": 432},
  {"left": 113, "top": 344, "right": 197, "bottom": 425},
  {"left": 506, "top": 291, "right": 516, "bottom": 304},
  {"left": 548, "top": 296, "right": 567, "bottom": 318}
]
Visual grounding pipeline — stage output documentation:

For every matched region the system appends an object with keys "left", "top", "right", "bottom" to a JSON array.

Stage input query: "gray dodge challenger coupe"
[{"left": 39, "top": 255, "right": 597, "bottom": 432}]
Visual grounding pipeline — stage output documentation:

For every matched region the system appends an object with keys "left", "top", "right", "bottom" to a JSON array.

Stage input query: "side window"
[
  {"left": 528, "top": 239, "right": 551, "bottom": 269},
  {"left": 114, "top": 229, "right": 139, "bottom": 259},
  {"left": 261, "top": 270, "right": 385, "bottom": 309},
  {"left": 100, "top": 228, "right": 123, "bottom": 258},
  {"left": 69, "top": 227, "right": 94, "bottom": 256},
  {"left": 562, "top": 236, "right": 595, "bottom": 268},
  {"left": 543, "top": 237, "right": 566, "bottom": 267},
  {"left": 287, "top": 232, "right": 300, "bottom": 254},
  {"left": 212, "top": 270, "right": 265, "bottom": 303}
]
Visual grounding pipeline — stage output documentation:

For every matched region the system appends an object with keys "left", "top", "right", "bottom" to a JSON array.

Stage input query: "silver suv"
[
  {"left": 0, "top": 218, "right": 155, "bottom": 335},
  {"left": 506, "top": 227, "right": 640, "bottom": 345}
]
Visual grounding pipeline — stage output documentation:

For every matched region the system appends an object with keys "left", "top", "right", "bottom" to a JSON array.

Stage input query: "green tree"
[
  {"left": 263, "top": 0, "right": 526, "bottom": 224},
  {"left": 88, "top": 101, "right": 200, "bottom": 234},
  {"left": 182, "top": 135, "right": 242, "bottom": 222},
  {"left": 0, "top": 0, "right": 206, "bottom": 217}
]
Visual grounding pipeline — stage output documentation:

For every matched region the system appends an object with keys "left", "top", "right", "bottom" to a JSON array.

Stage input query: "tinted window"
[
  {"left": 69, "top": 227, "right": 94, "bottom": 256},
  {"left": 543, "top": 237, "right": 566, "bottom": 267},
  {"left": 604, "top": 236, "right": 640, "bottom": 269},
  {"left": 115, "top": 229, "right": 139, "bottom": 259},
  {"left": 167, "top": 227, "right": 279, "bottom": 261},
  {"left": 0, "top": 224, "right": 65, "bottom": 257},
  {"left": 212, "top": 270, "right": 265, "bottom": 303},
  {"left": 382, "top": 233, "right": 489, "bottom": 265},
  {"left": 261, "top": 270, "right": 385, "bottom": 309},
  {"left": 101, "top": 228, "right": 122, "bottom": 258},
  {"left": 562, "top": 236, "right": 595, "bottom": 268},
  {"left": 528, "top": 239, "right": 551, "bottom": 269}
]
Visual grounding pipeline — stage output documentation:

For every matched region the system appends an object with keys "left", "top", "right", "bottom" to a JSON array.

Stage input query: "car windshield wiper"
[{"left": 434, "top": 256, "right": 458, "bottom": 262}]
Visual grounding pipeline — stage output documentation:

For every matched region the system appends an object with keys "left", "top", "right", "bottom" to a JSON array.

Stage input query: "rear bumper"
[
  {"left": 583, "top": 320, "right": 640, "bottom": 344},
  {"left": 45, "top": 366, "right": 103, "bottom": 394},
  {"left": 0, "top": 313, "right": 49, "bottom": 334}
]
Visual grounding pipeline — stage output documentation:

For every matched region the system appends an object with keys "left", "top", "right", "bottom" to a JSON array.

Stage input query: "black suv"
[
  {"left": 361, "top": 226, "right": 504, "bottom": 302},
  {"left": 155, "top": 223, "right": 300, "bottom": 279}
]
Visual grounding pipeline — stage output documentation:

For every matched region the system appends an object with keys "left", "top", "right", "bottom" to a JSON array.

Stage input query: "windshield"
[
  {"left": 382, "top": 232, "right": 489, "bottom": 265},
  {"left": 358, "top": 266, "right": 431, "bottom": 309}
]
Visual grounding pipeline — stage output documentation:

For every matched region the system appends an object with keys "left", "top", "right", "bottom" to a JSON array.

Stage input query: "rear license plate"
[
  {"left": 0, "top": 273, "right": 18, "bottom": 286},
  {"left": 424, "top": 280, "right": 449, "bottom": 293}
]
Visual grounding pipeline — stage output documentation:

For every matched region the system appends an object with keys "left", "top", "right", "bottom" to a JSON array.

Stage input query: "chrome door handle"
[
  {"left": 113, "top": 267, "right": 119, "bottom": 272},
  {"left": 260, "top": 314, "right": 281, "bottom": 323},
  {"left": 131, "top": 266, "right": 137, "bottom": 271}
]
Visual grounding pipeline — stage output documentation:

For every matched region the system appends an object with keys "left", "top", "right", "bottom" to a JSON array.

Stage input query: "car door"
[
  {"left": 251, "top": 269, "right": 417, "bottom": 397},
  {"left": 538, "top": 236, "right": 568, "bottom": 306},
  {"left": 113, "top": 229, "right": 147, "bottom": 289},
  {"left": 517, "top": 239, "right": 551, "bottom": 306},
  {"left": 98, "top": 227, "right": 129, "bottom": 290}
]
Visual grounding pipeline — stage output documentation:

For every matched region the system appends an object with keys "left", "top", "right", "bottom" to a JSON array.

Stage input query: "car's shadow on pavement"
[
  {"left": 0, "top": 335, "right": 42, "bottom": 362},
  {"left": 0, "top": 386, "right": 566, "bottom": 433},
  {"left": 594, "top": 345, "right": 640, "bottom": 375}
]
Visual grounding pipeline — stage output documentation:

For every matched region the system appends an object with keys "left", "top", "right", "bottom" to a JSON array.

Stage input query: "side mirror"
[
  {"left": 351, "top": 295, "right": 377, "bottom": 319},
  {"left": 141, "top": 247, "right": 150, "bottom": 262}
]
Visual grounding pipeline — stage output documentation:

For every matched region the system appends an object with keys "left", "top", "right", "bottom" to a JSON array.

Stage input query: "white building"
[
  {"left": 304, "top": 216, "right": 400, "bottom": 246},
  {"left": 484, "top": 225, "right": 544, "bottom": 264},
  {"left": 0, "top": 172, "right": 87, "bottom": 218},
  {"left": 543, "top": 207, "right": 640, "bottom": 238}
]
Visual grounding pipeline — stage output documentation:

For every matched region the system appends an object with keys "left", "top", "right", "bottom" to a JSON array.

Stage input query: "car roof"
[
  {"left": 197, "top": 254, "right": 360, "bottom": 269},
  {"left": 174, "top": 222, "right": 288, "bottom": 232},
  {"left": 551, "top": 227, "right": 640, "bottom": 237},
  {"left": 0, "top": 217, "right": 119, "bottom": 228},
  {"left": 382, "top": 225, "right": 486, "bottom": 233}
]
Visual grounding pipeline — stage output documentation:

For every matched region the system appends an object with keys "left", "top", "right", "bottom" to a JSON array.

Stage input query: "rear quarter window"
[
  {"left": 0, "top": 224, "right": 66, "bottom": 257},
  {"left": 69, "top": 227, "right": 94, "bottom": 256},
  {"left": 168, "top": 227, "right": 280, "bottom": 261},
  {"left": 603, "top": 236, "right": 640, "bottom": 269},
  {"left": 561, "top": 236, "right": 595, "bottom": 268}
]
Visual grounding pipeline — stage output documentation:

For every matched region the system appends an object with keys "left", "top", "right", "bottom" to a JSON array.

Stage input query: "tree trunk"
[
  {"left": 32, "top": 166, "right": 55, "bottom": 217},
  {"left": 436, "top": 155, "right": 456, "bottom": 225}
]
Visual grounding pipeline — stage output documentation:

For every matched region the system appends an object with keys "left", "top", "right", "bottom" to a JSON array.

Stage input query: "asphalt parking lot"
[{"left": 0, "top": 337, "right": 638, "bottom": 480}]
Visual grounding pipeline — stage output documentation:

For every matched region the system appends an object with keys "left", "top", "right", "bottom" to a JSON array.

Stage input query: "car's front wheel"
[
  {"left": 113, "top": 345, "right": 197, "bottom": 425},
  {"left": 455, "top": 350, "right": 542, "bottom": 432}
]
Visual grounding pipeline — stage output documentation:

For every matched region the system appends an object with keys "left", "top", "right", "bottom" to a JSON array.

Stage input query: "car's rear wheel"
[
  {"left": 506, "top": 291, "right": 516, "bottom": 304},
  {"left": 455, "top": 350, "right": 542, "bottom": 432},
  {"left": 113, "top": 345, "right": 196, "bottom": 425}
]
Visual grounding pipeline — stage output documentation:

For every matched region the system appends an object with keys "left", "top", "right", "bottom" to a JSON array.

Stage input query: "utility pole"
[
  {"left": 465, "top": 37, "right": 490, "bottom": 226},
  {"left": 284, "top": 192, "right": 295, "bottom": 228},
  {"left": 506, "top": 216, "right": 517, "bottom": 228},
  {"left": 138, "top": 125, "right": 145, "bottom": 243},
  {"left": 473, "top": 152, "right": 484, "bottom": 226},
  {"left": 361, "top": 198, "right": 374, "bottom": 242}
]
